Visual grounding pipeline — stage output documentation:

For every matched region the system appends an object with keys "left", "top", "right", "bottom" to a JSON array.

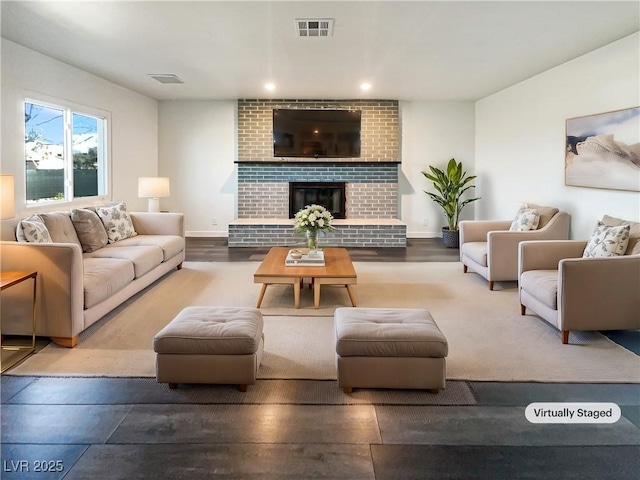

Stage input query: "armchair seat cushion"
[
  {"left": 461, "top": 242, "right": 487, "bottom": 267},
  {"left": 520, "top": 270, "right": 558, "bottom": 310}
]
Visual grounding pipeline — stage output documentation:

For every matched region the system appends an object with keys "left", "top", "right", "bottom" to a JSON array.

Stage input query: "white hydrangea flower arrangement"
[{"left": 293, "top": 204, "right": 335, "bottom": 234}]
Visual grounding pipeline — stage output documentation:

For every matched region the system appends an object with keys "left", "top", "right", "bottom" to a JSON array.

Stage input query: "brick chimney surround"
[{"left": 229, "top": 99, "right": 407, "bottom": 247}]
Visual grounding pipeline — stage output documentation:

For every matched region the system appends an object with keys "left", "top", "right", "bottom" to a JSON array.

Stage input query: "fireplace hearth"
[{"left": 289, "top": 182, "right": 346, "bottom": 219}]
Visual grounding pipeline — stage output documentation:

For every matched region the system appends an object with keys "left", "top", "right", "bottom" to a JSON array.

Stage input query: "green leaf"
[{"left": 422, "top": 158, "right": 481, "bottom": 230}]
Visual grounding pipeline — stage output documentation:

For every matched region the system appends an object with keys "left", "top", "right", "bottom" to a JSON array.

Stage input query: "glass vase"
[{"left": 306, "top": 229, "right": 319, "bottom": 252}]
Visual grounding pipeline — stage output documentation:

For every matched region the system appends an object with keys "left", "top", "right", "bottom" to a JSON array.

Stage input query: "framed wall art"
[{"left": 565, "top": 106, "right": 640, "bottom": 192}]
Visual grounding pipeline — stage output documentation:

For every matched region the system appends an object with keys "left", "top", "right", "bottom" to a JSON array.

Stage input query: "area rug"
[{"left": 8, "top": 261, "right": 640, "bottom": 383}]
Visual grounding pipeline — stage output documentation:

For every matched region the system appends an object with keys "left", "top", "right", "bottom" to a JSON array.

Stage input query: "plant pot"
[{"left": 441, "top": 227, "right": 459, "bottom": 249}]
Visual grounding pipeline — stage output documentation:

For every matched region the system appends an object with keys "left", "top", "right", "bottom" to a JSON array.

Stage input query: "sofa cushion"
[
  {"left": 522, "top": 203, "right": 559, "bottom": 229},
  {"left": 110, "top": 235, "right": 184, "bottom": 262},
  {"left": 583, "top": 221, "right": 630, "bottom": 258},
  {"left": 602, "top": 215, "right": 640, "bottom": 255},
  {"left": 19, "top": 217, "right": 53, "bottom": 243},
  {"left": 510, "top": 208, "right": 540, "bottom": 232},
  {"left": 95, "top": 202, "right": 137, "bottom": 244},
  {"left": 461, "top": 241, "right": 487, "bottom": 267},
  {"left": 520, "top": 270, "right": 558, "bottom": 310},
  {"left": 71, "top": 208, "right": 109, "bottom": 253},
  {"left": 39, "top": 212, "right": 81, "bottom": 246},
  {"left": 83, "top": 257, "right": 135, "bottom": 309},
  {"left": 87, "top": 245, "right": 163, "bottom": 278}
]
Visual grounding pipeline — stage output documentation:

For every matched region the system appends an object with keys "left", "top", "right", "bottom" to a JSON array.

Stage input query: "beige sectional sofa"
[{"left": 1, "top": 208, "right": 185, "bottom": 347}]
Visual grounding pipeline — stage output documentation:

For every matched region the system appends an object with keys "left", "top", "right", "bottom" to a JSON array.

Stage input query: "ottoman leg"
[
  {"left": 168, "top": 383, "right": 178, "bottom": 389},
  {"left": 238, "top": 384, "right": 248, "bottom": 392},
  {"left": 428, "top": 389, "right": 439, "bottom": 394},
  {"left": 343, "top": 386, "right": 353, "bottom": 394}
]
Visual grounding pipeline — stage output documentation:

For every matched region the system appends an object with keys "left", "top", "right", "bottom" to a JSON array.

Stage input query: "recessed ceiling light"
[
  {"left": 147, "top": 74, "right": 184, "bottom": 84},
  {"left": 360, "top": 83, "right": 372, "bottom": 91},
  {"left": 265, "top": 83, "right": 275, "bottom": 91}
]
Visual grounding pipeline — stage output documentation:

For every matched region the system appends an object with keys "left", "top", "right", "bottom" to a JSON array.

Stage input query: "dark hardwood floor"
[{"left": 185, "top": 237, "right": 460, "bottom": 262}]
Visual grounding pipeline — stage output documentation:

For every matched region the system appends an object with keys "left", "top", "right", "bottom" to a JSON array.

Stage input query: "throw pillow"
[
  {"left": 20, "top": 217, "right": 53, "bottom": 243},
  {"left": 95, "top": 202, "right": 137, "bottom": 244},
  {"left": 71, "top": 208, "right": 109, "bottom": 252},
  {"left": 521, "top": 203, "right": 559, "bottom": 229},
  {"left": 582, "top": 221, "right": 630, "bottom": 258},
  {"left": 509, "top": 208, "right": 540, "bottom": 232},
  {"left": 38, "top": 212, "right": 81, "bottom": 246},
  {"left": 601, "top": 215, "right": 640, "bottom": 255}
]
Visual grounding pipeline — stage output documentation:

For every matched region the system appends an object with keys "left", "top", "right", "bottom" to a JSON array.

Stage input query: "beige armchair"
[
  {"left": 459, "top": 206, "right": 571, "bottom": 290},
  {"left": 518, "top": 238, "right": 640, "bottom": 344}
]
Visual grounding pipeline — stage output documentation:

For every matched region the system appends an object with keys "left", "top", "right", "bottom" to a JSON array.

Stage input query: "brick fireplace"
[{"left": 228, "top": 99, "right": 406, "bottom": 247}]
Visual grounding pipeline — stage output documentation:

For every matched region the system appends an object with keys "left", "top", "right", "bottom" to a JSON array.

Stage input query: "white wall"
[
  {"left": 158, "top": 101, "right": 236, "bottom": 236},
  {"left": 476, "top": 33, "right": 640, "bottom": 239},
  {"left": 8, "top": 30, "right": 635, "bottom": 241},
  {"left": 0, "top": 39, "right": 158, "bottom": 215},
  {"left": 399, "top": 101, "right": 476, "bottom": 237}
]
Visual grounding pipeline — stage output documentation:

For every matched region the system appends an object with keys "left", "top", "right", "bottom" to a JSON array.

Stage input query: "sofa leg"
[
  {"left": 463, "top": 265, "right": 468, "bottom": 273},
  {"left": 177, "top": 262, "right": 183, "bottom": 270},
  {"left": 561, "top": 331, "right": 569, "bottom": 344},
  {"left": 50, "top": 336, "right": 78, "bottom": 348},
  {"left": 520, "top": 304, "right": 526, "bottom": 315},
  {"left": 343, "top": 386, "right": 353, "bottom": 394},
  {"left": 488, "top": 281, "right": 494, "bottom": 291},
  {"left": 168, "top": 383, "right": 178, "bottom": 389},
  {"left": 238, "top": 384, "right": 248, "bottom": 392},
  {"left": 428, "top": 389, "right": 439, "bottom": 394}
]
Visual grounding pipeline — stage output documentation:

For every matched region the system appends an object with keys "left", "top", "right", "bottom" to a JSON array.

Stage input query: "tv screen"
[{"left": 273, "top": 109, "right": 361, "bottom": 158}]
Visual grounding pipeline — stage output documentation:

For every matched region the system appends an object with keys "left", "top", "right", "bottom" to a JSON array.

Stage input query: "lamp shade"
[
  {"left": 0, "top": 174, "right": 15, "bottom": 220},
  {"left": 138, "top": 177, "right": 170, "bottom": 198}
]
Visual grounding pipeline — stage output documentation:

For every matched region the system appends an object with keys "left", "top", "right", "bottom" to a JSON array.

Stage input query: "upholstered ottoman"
[
  {"left": 334, "top": 307, "right": 448, "bottom": 393},
  {"left": 153, "top": 306, "right": 264, "bottom": 391}
]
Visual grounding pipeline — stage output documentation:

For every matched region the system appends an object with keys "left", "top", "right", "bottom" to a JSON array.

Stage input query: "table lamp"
[
  {"left": 138, "top": 177, "right": 170, "bottom": 212},
  {"left": 1, "top": 174, "right": 15, "bottom": 219}
]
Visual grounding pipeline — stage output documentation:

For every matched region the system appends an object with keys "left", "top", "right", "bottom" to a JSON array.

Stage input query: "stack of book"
[{"left": 285, "top": 250, "right": 325, "bottom": 266}]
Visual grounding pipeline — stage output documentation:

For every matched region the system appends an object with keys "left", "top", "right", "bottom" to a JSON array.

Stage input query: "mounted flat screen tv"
[{"left": 273, "top": 109, "right": 361, "bottom": 158}]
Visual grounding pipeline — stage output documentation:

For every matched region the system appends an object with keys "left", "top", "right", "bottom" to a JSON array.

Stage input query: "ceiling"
[{"left": 1, "top": 1, "right": 638, "bottom": 101}]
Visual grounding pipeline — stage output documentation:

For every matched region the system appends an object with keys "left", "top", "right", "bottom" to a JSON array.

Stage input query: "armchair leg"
[
  {"left": 488, "top": 281, "right": 494, "bottom": 291},
  {"left": 520, "top": 304, "right": 526, "bottom": 315},
  {"left": 561, "top": 331, "right": 569, "bottom": 344},
  {"left": 463, "top": 265, "right": 468, "bottom": 273}
]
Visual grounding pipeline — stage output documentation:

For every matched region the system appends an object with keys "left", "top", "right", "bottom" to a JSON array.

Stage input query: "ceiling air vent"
[
  {"left": 147, "top": 74, "right": 184, "bottom": 84},
  {"left": 295, "top": 19, "right": 334, "bottom": 38}
]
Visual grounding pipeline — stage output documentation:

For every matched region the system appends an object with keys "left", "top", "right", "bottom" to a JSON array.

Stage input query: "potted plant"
[{"left": 422, "top": 158, "right": 480, "bottom": 248}]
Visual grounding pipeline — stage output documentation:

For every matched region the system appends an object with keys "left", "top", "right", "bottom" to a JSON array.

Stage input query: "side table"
[{"left": 1, "top": 270, "right": 38, "bottom": 373}]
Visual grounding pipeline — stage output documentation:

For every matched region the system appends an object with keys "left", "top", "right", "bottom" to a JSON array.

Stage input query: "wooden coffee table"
[{"left": 254, "top": 247, "right": 357, "bottom": 309}]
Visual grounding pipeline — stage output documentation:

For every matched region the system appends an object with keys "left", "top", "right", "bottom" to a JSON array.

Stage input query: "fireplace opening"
[{"left": 289, "top": 182, "right": 346, "bottom": 219}]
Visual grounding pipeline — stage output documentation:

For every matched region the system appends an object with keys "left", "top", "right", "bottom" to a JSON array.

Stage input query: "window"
[{"left": 24, "top": 97, "right": 109, "bottom": 205}]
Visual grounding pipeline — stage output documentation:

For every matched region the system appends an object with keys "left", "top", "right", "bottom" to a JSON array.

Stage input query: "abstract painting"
[{"left": 565, "top": 107, "right": 640, "bottom": 192}]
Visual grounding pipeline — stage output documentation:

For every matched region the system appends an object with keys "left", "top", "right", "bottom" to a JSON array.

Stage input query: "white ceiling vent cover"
[
  {"left": 295, "top": 19, "right": 334, "bottom": 37},
  {"left": 148, "top": 74, "right": 184, "bottom": 84}
]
